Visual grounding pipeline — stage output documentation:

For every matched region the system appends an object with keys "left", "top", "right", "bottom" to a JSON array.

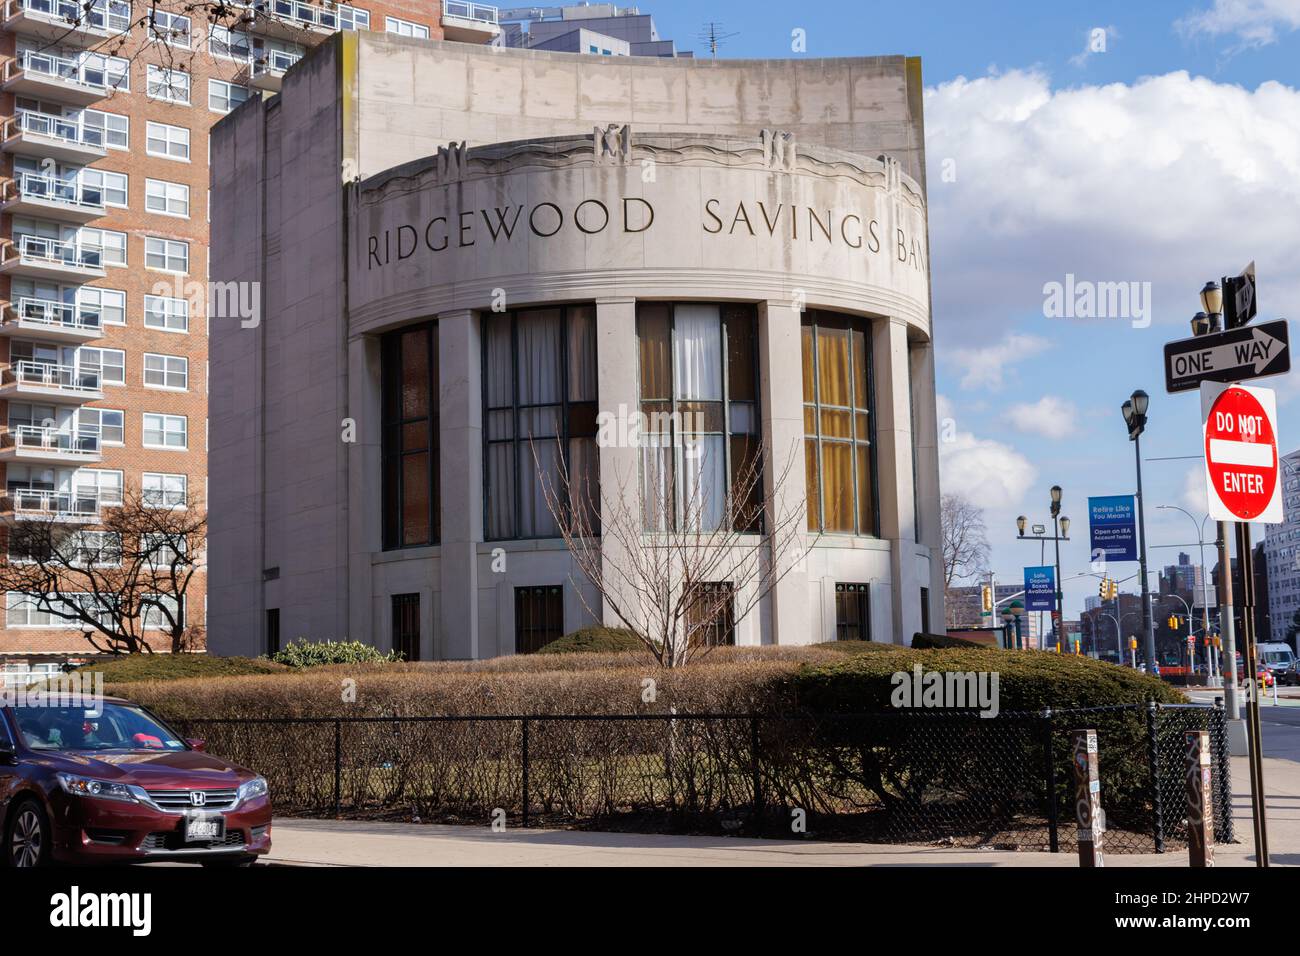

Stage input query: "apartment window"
[
  {"left": 145, "top": 237, "right": 189, "bottom": 273},
  {"left": 6, "top": 592, "right": 113, "bottom": 628},
  {"left": 79, "top": 227, "right": 127, "bottom": 266},
  {"left": 143, "top": 413, "right": 187, "bottom": 449},
  {"left": 77, "top": 287, "right": 125, "bottom": 326},
  {"left": 483, "top": 305, "right": 599, "bottom": 541},
  {"left": 82, "top": 52, "right": 130, "bottom": 92},
  {"left": 686, "top": 582, "right": 736, "bottom": 647},
  {"left": 80, "top": 109, "right": 128, "bottom": 150},
  {"left": 80, "top": 169, "right": 127, "bottom": 207},
  {"left": 515, "top": 586, "right": 563, "bottom": 654},
  {"left": 385, "top": 16, "right": 429, "bottom": 37},
  {"left": 76, "top": 408, "right": 125, "bottom": 445},
  {"left": 143, "top": 295, "right": 188, "bottom": 332},
  {"left": 835, "top": 583, "right": 871, "bottom": 642},
  {"left": 381, "top": 323, "right": 438, "bottom": 549},
  {"left": 145, "top": 179, "right": 189, "bottom": 217},
  {"left": 142, "top": 472, "right": 187, "bottom": 508},
  {"left": 266, "top": 608, "right": 280, "bottom": 656},
  {"left": 338, "top": 4, "right": 370, "bottom": 30},
  {"left": 148, "top": 9, "right": 191, "bottom": 46},
  {"left": 209, "top": 24, "right": 252, "bottom": 61},
  {"left": 143, "top": 594, "right": 184, "bottom": 630},
  {"left": 637, "top": 302, "right": 761, "bottom": 533},
  {"left": 74, "top": 468, "right": 123, "bottom": 505},
  {"left": 208, "top": 79, "right": 250, "bottom": 114},
  {"left": 146, "top": 65, "right": 190, "bottom": 104},
  {"left": 7, "top": 402, "right": 55, "bottom": 431},
  {"left": 146, "top": 121, "right": 190, "bottom": 161},
  {"left": 77, "top": 347, "right": 124, "bottom": 385},
  {"left": 801, "top": 311, "right": 877, "bottom": 535},
  {"left": 144, "top": 353, "right": 188, "bottom": 390},
  {"left": 391, "top": 593, "right": 420, "bottom": 662}
]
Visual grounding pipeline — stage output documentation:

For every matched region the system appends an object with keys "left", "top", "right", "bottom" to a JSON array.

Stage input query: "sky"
[{"left": 646, "top": 0, "right": 1300, "bottom": 619}]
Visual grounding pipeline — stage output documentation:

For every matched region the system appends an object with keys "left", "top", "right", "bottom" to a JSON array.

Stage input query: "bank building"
[{"left": 208, "top": 31, "right": 944, "bottom": 659}]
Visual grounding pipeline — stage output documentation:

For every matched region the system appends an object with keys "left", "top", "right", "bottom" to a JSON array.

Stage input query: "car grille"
[
  {"left": 142, "top": 829, "right": 246, "bottom": 851},
  {"left": 145, "top": 787, "right": 239, "bottom": 812}
]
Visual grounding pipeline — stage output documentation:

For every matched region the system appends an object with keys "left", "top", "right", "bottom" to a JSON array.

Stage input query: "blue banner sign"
[
  {"left": 1088, "top": 495, "right": 1138, "bottom": 561},
  {"left": 1024, "top": 566, "right": 1056, "bottom": 612}
]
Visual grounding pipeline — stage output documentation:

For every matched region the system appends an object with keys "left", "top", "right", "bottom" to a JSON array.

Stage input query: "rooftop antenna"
[{"left": 698, "top": 21, "right": 738, "bottom": 59}]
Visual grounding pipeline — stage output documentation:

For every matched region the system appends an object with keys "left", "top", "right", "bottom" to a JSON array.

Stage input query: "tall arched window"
[
  {"left": 381, "top": 322, "right": 439, "bottom": 549},
  {"left": 801, "top": 311, "right": 877, "bottom": 535}
]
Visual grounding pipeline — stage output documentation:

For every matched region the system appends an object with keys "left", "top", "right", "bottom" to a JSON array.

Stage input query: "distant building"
[
  {"left": 946, "top": 582, "right": 1042, "bottom": 648},
  {"left": 1264, "top": 449, "right": 1300, "bottom": 649},
  {"left": 500, "top": 3, "right": 691, "bottom": 57}
]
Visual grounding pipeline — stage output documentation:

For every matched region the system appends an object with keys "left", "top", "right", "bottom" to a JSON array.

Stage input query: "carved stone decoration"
[
  {"left": 878, "top": 153, "right": 901, "bottom": 194},
  {"left": 594, "top": 123, "right": 631, "bottom": 164},
  {"left": 437, "top": 141, "right": 470, "bottom": 182},
  {"left": 761, "top": 129, "right": 797, "bottom": 170}
]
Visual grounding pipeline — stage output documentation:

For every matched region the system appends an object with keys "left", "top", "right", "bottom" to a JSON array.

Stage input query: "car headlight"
[
  {"left": 237, "top": 776, "right": 269, "bottom": 803},
  {"left": 56, "top": 772, "right": 140, "bottom": 803}
]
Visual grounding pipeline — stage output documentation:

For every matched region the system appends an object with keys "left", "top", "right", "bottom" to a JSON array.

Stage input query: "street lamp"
[
  {"left": 1200, "top": 280, "right": 1223, "bottom": 323},
  {"left": 1121, "top": 388, "right": 1157, "bottom": 673},
  {"left": 1050, "top": 486, "right": 1065, "bottom": 639},
  {"left": 1157, "top": 504, "right": 1220, "bottom": 686},
  {"left": 1016, "top": 515, "right": 1027, "bottom": 537}
]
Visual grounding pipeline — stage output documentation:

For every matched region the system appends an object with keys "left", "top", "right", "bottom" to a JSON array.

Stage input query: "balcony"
[
  {"left": 1, "top": 172, "right": 106, "bottom": 223},
  {"left": 0, "top": 360, "right": 102, "bottom": 404},
  {"left": 243, "top": 0, "right": 338, "bottom": 42},
  {"left": 0, "top": 425, "right": 101, "bottom": 465},
  {"left": 1, "top": 297, "right": 101, "bottom": 343},
  {"left": 0, "top": 235, "right": 105, "bottom": 282},
  {"left": 440, "top": 1, "right": 500, "bottom": 44},
  {"left": 2, "top": 0, "right": 131, "bottom": 49},
  {"left": 0, "top": 488, "right": 101, "bottom": 523},
  {"left": 2, "top": 109, "right": 107, "bottom": 163},
  {"left": 240, "top": 49, "right": 301, "bottom": 92},
  {"left": 1, "top": 50, "right": 110, "bottom": 107}
]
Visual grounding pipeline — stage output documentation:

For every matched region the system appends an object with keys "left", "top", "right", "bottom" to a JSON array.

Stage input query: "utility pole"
[{"left": 698, "top": 22, "right": 738, "bottom": 59}]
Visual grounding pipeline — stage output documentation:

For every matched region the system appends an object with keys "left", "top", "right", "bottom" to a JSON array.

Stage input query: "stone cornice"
[{"left": 355, "top": 131, "right": 927, "bottom": 214}]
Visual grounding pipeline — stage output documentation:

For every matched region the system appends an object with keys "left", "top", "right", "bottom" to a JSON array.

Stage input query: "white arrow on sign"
[{"left": 1168, "top": 324, "right": 1286, "bottom": 378}]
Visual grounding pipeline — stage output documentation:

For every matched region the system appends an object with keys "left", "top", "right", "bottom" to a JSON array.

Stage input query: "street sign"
[
  {"left": 1224, "top": 261, "right": 1257, "bottom": 328},
  {"left": 1088, "top": 495, "right": 1138, "bottom": 561},
  {"left": 1025, "top": 566, "right": 1056, "bottom": 612},
  {"left": 1163, "top": 319, "right": 1289, "bottom": 393},
  {"left": 1201, "top": 382, "right": 1283, "bottom": 523}
]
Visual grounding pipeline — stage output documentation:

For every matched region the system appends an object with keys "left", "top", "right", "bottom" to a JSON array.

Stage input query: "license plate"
[{"left": 183, "top": 814, "right": 225, "bottom": 843}]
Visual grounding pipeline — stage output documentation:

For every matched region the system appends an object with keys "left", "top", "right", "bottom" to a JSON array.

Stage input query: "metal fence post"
[
  {"left": 1212, "top": 699, "right": 1234, "bottom": 844},
  {"left": 332, "top": 718, "right": 341, "bottom": 818},
  {"left": 1042, "top": 707, "right": 1059, "bottom": 852},
  {"left": 521, "top": 717, "right": 530, "bottom": 829},
  {"left": 749, "top": 714, "right": 763, "bottom": 835},
  {"left": 1146, "top": 701, "right": 1164, "bottom": 853}
]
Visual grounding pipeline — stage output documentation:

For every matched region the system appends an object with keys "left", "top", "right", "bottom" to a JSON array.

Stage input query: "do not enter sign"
[{"left": 1201, "top": 383, "right": 1283, "bottom": 523}]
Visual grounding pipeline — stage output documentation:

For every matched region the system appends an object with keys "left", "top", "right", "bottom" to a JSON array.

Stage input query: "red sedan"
[{"left": 0, "top": 698, "right": 270, "bottom": 867}]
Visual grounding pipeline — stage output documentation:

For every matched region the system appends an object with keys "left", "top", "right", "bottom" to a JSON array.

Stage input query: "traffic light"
[
  {"left": 980, "top": 585, "right": 992, "bottom": 614},
  {"left": 1167, "top": 615, "right": 1179, "bottom": 629},
  {"left": 1098, "top": 579, "right": 1107, "bottom": 601}
]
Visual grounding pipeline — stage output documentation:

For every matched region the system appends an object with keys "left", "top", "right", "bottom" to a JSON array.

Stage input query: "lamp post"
[
  {"left": 1157, "top": 504, "right": 1220, "bottom": 686},
  {"left": 1016, "top": 506, "right": 1069, "bottom": 648},
  {"left": 1120, "top": 390, "right": 1157, "bottom": 672}
]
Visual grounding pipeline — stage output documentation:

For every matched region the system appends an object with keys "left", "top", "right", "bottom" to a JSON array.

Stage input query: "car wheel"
[
  {"left": 4, "top": 799, "right": 50, "bottom": 869},
  {"left": 200, "top": 855, "right": 258, "bottom": 868}
]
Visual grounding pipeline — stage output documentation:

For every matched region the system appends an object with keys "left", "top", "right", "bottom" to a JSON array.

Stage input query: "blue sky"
[{"left": 649, "top": 0, "right": 1300, "bottom": 617}]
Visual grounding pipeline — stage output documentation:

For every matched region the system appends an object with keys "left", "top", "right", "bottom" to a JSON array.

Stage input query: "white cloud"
[
  {"left": 1005, "top": 395, "right": 1080, "bottom": 439},
  {"left": 946, "top": 332, "right": 1051, "bottom": 390},
  {"left": 1177, "top": 0, "right": 1300, "bottom": 49},
  {"left": 925, "top": 70, "right": 1300, "bottom": 348},
  {"left": 1182, "top": 464, "right": 1211, "bottom": 514},
  {"left": 937, "top": 394, "right": 1038, "bottom": 510}
]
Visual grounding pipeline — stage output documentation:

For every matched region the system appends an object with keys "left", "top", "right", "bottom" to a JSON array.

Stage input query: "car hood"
[{"left": 36, "top": 749, "right": 255, "bottom": 787}]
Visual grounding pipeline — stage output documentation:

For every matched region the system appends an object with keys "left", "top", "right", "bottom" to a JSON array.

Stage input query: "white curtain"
[
  {"left": 640, "top": 433, "right": 673, "bottom": 532},
  {"left": 567, "top": 305, "right": 597, "bottom": 402},
  {"left": 671, "top": 304, "right": 722, "bottom": 401},
  {"left": 516, "top": 309, "right": 562, "bottom": 406},
  {"left": 677, "top": 435, "right": 725, "bottom": 531}
]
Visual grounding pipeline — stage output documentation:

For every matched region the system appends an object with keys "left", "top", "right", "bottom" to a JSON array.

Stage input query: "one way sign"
[{"left": 1163, "top": 319, "right": 1290, "bottom": 393}]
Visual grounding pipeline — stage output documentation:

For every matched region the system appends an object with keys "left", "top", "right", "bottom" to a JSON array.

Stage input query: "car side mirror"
[
  {"left": 0, "top": 741, "right": 17, "bottom": 765},
  {"left": 185, "top": 738, "right": 206, "bottom": 753}
]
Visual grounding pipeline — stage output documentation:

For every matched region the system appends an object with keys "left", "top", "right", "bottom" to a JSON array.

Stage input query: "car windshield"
[
  {"left": 1262, "top": 651, "right": 1294, "bottom": 664},
  {"left": 11, "top": 703, "right": 187, "bottom": 752}
]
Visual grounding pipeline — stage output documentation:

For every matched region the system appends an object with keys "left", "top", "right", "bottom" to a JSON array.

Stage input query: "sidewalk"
[{"left": 262, "top": 754, "right": 1299, "bottom": 867}]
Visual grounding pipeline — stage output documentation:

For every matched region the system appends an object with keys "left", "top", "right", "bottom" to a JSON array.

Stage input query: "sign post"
[
  {"left": 1185, "top": 730, "right": 1215, "bottom": 867},
  {"left": 1070, "top": 728, "right": 1104, "bottom": 867}
]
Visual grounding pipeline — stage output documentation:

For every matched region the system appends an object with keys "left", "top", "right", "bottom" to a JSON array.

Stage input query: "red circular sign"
[{"left": 1204, "top": 386, "right": 1278, "bottom": 520}]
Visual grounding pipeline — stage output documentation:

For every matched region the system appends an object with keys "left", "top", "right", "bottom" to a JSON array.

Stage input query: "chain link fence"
[{"left": 173, "top": 702, "right": 1231, "bottom": 853}]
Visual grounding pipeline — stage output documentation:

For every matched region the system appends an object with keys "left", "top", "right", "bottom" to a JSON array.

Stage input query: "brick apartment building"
[{"left": 0, "top": 0, "right": 503, "bottom": 679}]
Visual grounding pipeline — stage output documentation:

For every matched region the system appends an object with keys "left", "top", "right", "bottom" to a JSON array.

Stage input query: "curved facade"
[{"left": 207, "top": 32, "right": 944, "bottom": 658}]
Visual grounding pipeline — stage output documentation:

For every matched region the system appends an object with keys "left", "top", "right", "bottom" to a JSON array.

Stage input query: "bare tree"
[
  {"left": 940, "top": 492, "right": 989, "bottom": 627},
  {"left": 0, "top": 487, "right": 207, "bottom": 654},
  {"left": 536, "top": 436, "right": 812, "bottom": 668}
]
